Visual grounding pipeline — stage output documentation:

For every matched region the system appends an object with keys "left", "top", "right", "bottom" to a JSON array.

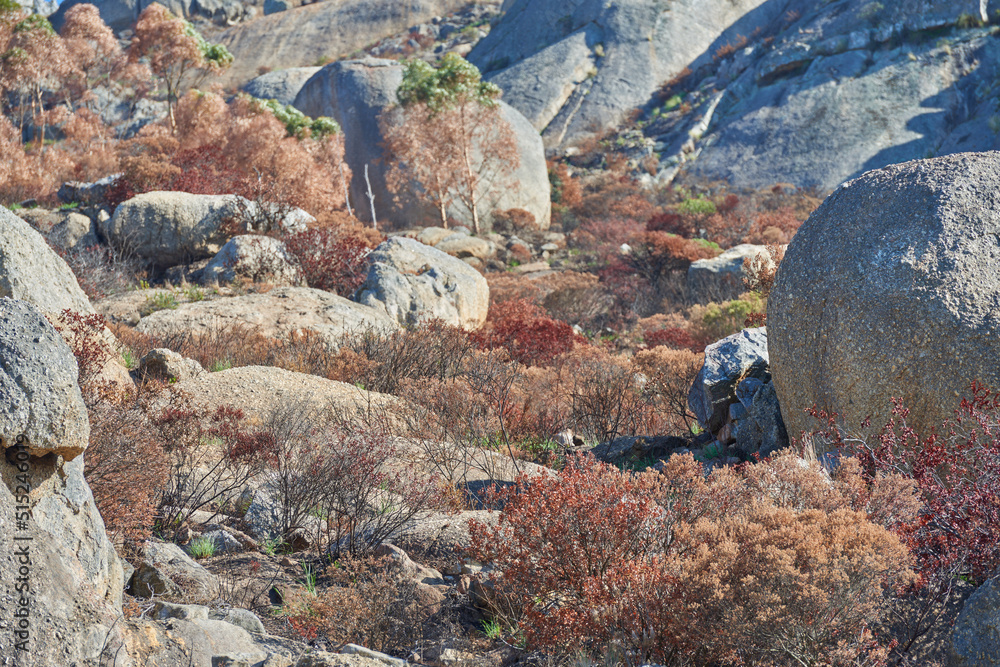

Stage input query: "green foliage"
[
  {"left": 956, "top": 12, "right": 985, "bottom": 29},
  {"left": 140, "top": 291, "right": 179, "bottom": 316},
  {"left": 188, "top": 536, "right": 217, "bottom": 559},
  {"left": 396, "top": 52, "right": 501, "bottom": 113},
  {"left": 300, "top": 562, "right": 318, "bottom": 596},
  {"left": 261, "top": 98, "right": 340, "bottom": 139},
  {"left": 58, "top": 201, "right": 80, "bottom": 210},
  {"left": 663, "top": 93, "right": 684, "bottom": 111},
  {"left": 0, "top": 0, "right": 21, "bottom": 15},
  {"left": 677, "top": 196, "right": 717, "bottom": 216},
  {"left": 13, "top": 13, "right": 54, "bottom": 35},
  {"left": 184, "top": 285, "right": 204, "bottom": 302},
  {"left": 182, "top": 18, "right": 233, "bottom": 68},
  {"left": 209, "top": 358, "right": 233, "bottom": 373}
]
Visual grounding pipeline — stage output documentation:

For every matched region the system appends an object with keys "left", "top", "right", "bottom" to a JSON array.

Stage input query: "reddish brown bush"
[
  {"left": 473, "top": 298, "right": 580, "bottom": 367},
  {"left": 491, "top": 207, "right": 537, "bottom": 234},
  {"left": 813, "top": 382, "right": 1000, "bottom": 660},
  {"left": 469, "top": 450, "right": 915, "bottom": 665},
  {"left": 281, "top": 225, "right": 380, "bottom": 296},
  {"left": 643, "top": 327, "right": 699, "bottom": 352}
]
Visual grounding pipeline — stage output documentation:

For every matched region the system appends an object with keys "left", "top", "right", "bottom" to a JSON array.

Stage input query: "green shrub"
[{"left": 188, "top": 536, "right": 216, "bottom": 559}]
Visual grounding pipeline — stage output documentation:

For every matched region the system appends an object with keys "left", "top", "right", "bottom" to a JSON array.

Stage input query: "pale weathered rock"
[
  {"left": 688, "top": 327, "right": 769, "bottom": 434},
  {"left": 138, "top": 348, "right": 206, "bottom": 383},
  {"left": 130, "top": 541, "right": 221, "bottom": 603},
  {"left": 136, "top": 286, "right": 398, "bottom": 346},
  {"left": 0, "top": 298, "right": 90, "bottom": 459},
  {"left": 769, "top": 153, "right": 1000, "bottom": 442},
  {"left": 950, "top": 574, "right": 1000, "bottom": 667},
  {"left": 687, "top": 244, "right": 769, "bottom": 305},
  {"left": 434, "top": 233, "right": 495, "bottom": 260},
  {"left": 0, "top": 299, "right": 127, "bottom": 666},
  {"left": 355, "top": 237, "right": 489, "bottom": 330},
  {"left": 242, "top": 67, "right": 322, "bottom": 106},
  {"left": 1, "top": 205, "right": 95, "bottom": 314},
  {"left": 470, "top": 0, "right": 784, "bottom": 150},
  {"left": 732, "top": 380, "right": 788, "bottom": 458},
  {"left": 57, "top": 174, "right": 119, "bottom": 206},
  {"left": 101, "top": 192, "right": 308, "bottom": 272},
  {"left": 47, "top": 211, "right": 99, "bottom": 252},
  {"left": 196, "top": 235, "right": 304, "bottom": 286},
  {"left": 210, "top": 608, "right": 266, "bottom": 635},
  {"left": 216, "top": 0, "right": 470, "bottom": 87}
]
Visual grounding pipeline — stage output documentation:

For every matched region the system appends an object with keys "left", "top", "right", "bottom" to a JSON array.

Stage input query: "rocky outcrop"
[
  {"left": 215, "top": 0, "right": 470, "bottom": 87},
  {"left": 355, "top": 237, "right": 490, "bottom": 331},
  {"left": 294, "top": 57, "right": 550, "bottom": 230},
  {"left": 196, "top": 235, "right": 304, "bottom": 286},
  {"left": 130, "top": 541, "right": 220, "bottom": 603},
  {"left": 689, "top": 327, "right": 770, "bottom": 434},
  {"left": 687, "top": 243, "right": 771, "bottom": 305},
  {"left": 469, "top": 0, "right": 785, "bottom": 150},
  {"left": 101, "top": 192, "right": 309, "bottom": 272},
  {"left": 137, "top": 348, "right": 206, "bottom": 383},
  {"left": 136, "top": 286, "right": 398, "bottom": 345},
  {"left": 1, "top": 205, "right": 94, "bottom": 314},
  {"left": 629, "top": 0, "right": 1000, "bottom": 191},
  {"left": 0, "top": 298, "right": 127, "bottom": 666},
  {"left": 242, "top": 66, "right": 321, "bottom": 106},
  {"left": 51, "top": 0, "right": 253, "bottom": 33},
  {"left": 768, "top": 152, "right": 1000, "bottom": 442}
]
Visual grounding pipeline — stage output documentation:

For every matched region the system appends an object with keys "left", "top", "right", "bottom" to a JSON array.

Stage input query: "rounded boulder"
[{"left": 768, "top": 152, "right": 1000, "bottom": 442}]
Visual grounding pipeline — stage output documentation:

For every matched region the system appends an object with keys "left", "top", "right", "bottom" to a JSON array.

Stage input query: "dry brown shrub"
[
  {"left": 470, "top": 450, "right": 916, "bottom": 665},
  {"left": 281, "top": 554, "right": 427, "bottom": 651},
  {"left": 537, "top": 270, "right": 613, "bottom": 329},
  {"left": 485, "top": 273, "right": 543, "bottom": 306},
  {"left": 85, "top": 384, "right": 171, "bottom": 552},
  {"left": 633, "top": 346, "right": 703, "bottom": 432}
]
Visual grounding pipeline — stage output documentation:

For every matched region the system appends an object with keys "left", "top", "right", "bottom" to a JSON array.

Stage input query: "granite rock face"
[{"left": 0, "top": 298, "right": 127, "bottom": 666}]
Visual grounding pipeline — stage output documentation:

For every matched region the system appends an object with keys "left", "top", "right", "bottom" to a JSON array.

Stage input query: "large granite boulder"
[
  {"left": 768, "top": 152, "right": 1000, "bottom": 443},
  {"left": 355, "top": 237, "right": 489, "bottom": 331},
  {"left": 242, "top": 67, "right": 321, "bottom": 106},
  {"left": 1, "top": 205, "right": 94, "bottom": 315},
  {"left": 101, "top": 192, "right": 308, "bottom": 272},
  {"left": 295, "top": 57, "right": 550, "bottom": 230},
  {"left": 136, "top": 286, "right": 398, "bottom": 345},
  {"left": 130, "top": 541, "right": 220, "bottom": 603},
  {"left": 0, "top": 298, "right": 127, "bottom": 665},
  {"left": 195, "top": 235, "right": 304, "bottom": 286},
  {"left": 468, "top": 0, "right": 785, "bottom": 150}
]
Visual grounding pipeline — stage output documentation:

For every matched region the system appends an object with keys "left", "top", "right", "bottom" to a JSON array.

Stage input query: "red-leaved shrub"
[{"left": 473, "top": 299, "right": 580, "bottom": 367}]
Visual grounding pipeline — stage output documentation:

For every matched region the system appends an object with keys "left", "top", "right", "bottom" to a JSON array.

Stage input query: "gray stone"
[
  {"left": 340, "top": 644, "right": 408, "bottom": 667},
  {"left": 469, "top": 0, "right": 786, "bottom": 150},
  {"left": 733, "top": 381, "right": 789, "bottom": 458},
  {"left": 131, "top": 541, "right": 221, "bottom": 603},
  {"left": 355, "top": 236, "right": 489, "bottom": 330},
  {"left": 136, "top": 286, "right": 398, "bottom": 347},
  {"left": 687, "top": 244, "right": 771, "bottom": 305},
  {"left": 768, "top": 152, "right": 1000, "bottom": 443},
  {"left": 688, "top": 327, "right": 769, "bottom": 434},
  {"left": 242, "top": 67, "right": 321, "bottom": 106},
  {"left": 0, "top": 298, "right": 90, "bottom": 459},
  {"left": 102, "top": 192, "right": 308, "bottom": 272},
  {"left": 200, "top": 529, "right": 243, "bottom": 554},
  {"left": 211, "top": 608, "right": 266, "bottom": 635},
  {"left": 138, "top": 348, "right": 206, "bottom": 383},
  {"left": 1, "top": 205, "right": 95, "bottom": 314},
  {"left": 196, "top": 235, "right": 303, "bottom": 287},
  {"left": 0, "top": 299, "right": 127, "bottom": 666},
  {"left": 58, "top": 174, "right": 119, "bottom": 206},
  {"left": 950, "top": 574, "right": 1000, "bottom": 666},
  {"left": 153, "top": 601, "right": 211, "bottom": 621},
  {"left": 215, "top": 0, "right": 470, "bottom": 87},
  {"left": 47, "top": 211, "right": 99, "bottom": 252},
  {"left": 262, "top": 0, "right": 289, "bottom": 15}
]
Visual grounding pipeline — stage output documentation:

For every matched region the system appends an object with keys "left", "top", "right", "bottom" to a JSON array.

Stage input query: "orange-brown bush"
[
  {"left": 491, "top": 207, "right": 537, "bottom": 234},
  {"left": 469, "top": 451, "right": 917, "bottom": 666},
  {"left": 281, "top": 554, "right": 426, "bottom": 651},
  {"left": 111, "top": 92, "right": 349, "bottom": 218},
  {"left": 633, "top": 346, "right": 703, "bottom": 432}
]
